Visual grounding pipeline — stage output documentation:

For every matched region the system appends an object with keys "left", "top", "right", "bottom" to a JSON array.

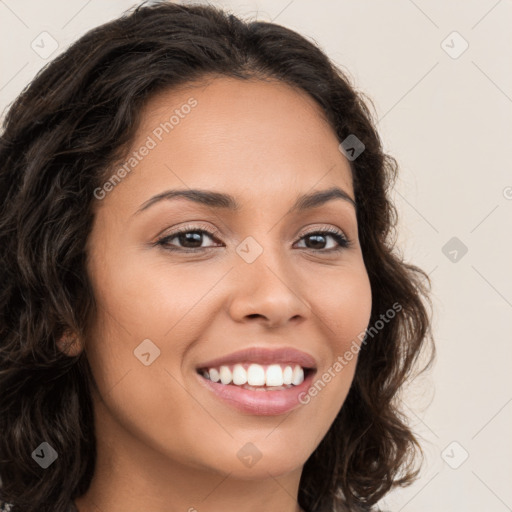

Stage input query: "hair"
[{"left": 0, "top": 2, "right": 435, "bottom": 511}]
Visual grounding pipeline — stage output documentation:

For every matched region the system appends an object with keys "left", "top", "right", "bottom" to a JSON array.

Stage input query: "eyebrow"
[{"left": 134, "top": 185, "right": 356, "bottom": 216}]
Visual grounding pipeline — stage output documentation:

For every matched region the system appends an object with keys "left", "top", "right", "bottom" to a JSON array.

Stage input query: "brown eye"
[
  {"left": 295, "top": 229, "right": 350, "bottom": 251},
  {"left": 156, "top": 226, "right": 222, "bottom": 252}
]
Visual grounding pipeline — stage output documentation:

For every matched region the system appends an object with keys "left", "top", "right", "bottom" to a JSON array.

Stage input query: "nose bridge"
[
  {"left": 228, "top": 229, "right": 310, "bottom": 324},
  {"left": 234, "top": 198, "right": 290, "bottom": 261},
  {"left": 235, "top": 222, "right": 289, "bottom": 283}
]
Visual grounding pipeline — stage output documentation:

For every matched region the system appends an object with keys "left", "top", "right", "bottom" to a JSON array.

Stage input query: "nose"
[{"left": 227, "top": 250, "right": 311, "bottom": 328}]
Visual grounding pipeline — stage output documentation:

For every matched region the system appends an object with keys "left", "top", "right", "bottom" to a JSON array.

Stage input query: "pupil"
[
  {"left": 307, "top": 234, "right": 326, "bottom": 249},
  {"left": 180, "top": 232, "right": 202, "bottom": 248}
]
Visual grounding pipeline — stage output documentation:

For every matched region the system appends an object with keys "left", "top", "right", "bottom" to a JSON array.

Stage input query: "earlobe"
[{"left": 56, "top": 329, "right": 83, "bottom": 357}]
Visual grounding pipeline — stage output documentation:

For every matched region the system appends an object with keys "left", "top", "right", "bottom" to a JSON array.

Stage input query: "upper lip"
[{"left": 196, "top": 346, "right": 318, "bottom": 370}]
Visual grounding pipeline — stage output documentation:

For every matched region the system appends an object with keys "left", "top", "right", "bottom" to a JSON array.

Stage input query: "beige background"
[{"left": 1, "top": 1, "right": 511, "bottom": 510}]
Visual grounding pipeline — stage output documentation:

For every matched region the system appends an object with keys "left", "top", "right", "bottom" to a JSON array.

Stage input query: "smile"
[
  {"left": 196, "top": 364, "right": 317, "bottom": 415},
  {"left": 197, "top": 363, "right": 312, "bottom": 389}
]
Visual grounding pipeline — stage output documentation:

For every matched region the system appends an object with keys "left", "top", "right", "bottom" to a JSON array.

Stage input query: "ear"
[{"left": 56, "top": 329, "right": 83, "bottom": 357}]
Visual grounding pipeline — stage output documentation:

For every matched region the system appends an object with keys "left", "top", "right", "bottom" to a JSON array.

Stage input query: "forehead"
[{"left": 106, "top": 76, "right": 354, "bottom": 213}]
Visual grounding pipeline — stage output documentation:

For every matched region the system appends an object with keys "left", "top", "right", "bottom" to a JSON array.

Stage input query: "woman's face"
[{"left": 83, "top": 76, "right": 372, "bottom": 481}]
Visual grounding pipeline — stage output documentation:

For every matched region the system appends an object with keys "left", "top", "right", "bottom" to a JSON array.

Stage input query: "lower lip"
[{"left": 195, "top": 370, "right": 317, "bottom": 416}]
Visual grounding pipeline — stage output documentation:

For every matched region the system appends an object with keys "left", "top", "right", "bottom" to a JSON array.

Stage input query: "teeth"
[
  {"left": 219, "top": 365, "right": 232, "bottom": 385},
  {"left": 265, "top": 364, "right": 284, "bottom": 386},
  {"left": 232, "top": 364, "right": 247, "bottom": 385},
  {"left": 247, "top": 364, "right": 265, "bottom": 386},
  {"left": 200, "top": 363, "right": 306, "bottom": 388},
  {"left": 292, "top": 365, "right": 304, "bottom": 385},
  {"left": 283, "top": 365, "right": 293, "bottom": 385},
  {"left": 208, "top": 368, "right": 220, "bottom": 383}
]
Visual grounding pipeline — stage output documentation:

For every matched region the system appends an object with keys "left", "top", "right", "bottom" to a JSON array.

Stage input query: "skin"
[{"left": 70, "top": 76, "right": 373, "bottom": 512}]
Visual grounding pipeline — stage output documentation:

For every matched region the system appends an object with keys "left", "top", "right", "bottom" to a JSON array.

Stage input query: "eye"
[
  {"left": 294, "top": 227, "right": 351, "bottom": 252},
  {"left": 154, "top": 225, "right": 351, "bottom": 253},
  {"left": 155, "top": 224, "right": 222, "bottom": 252}
]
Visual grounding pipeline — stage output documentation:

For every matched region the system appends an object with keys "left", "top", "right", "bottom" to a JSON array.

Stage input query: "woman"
[{"left": 0, "top": 2, "right": 434, "bottom": 511}]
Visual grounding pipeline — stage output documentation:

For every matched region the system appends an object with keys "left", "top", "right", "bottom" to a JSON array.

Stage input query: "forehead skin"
[{"left": 94, "top": 75, "right": 355, "bottom": 222}]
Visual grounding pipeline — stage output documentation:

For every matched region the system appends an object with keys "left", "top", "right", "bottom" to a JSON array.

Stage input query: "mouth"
[
  {"left": 194, "top": 347, "right": 318, "bottom": 415},
  {"left": 195, "top": 365, "right": 317, "bottom": 415},
  {"left": 196, "top": 363, "right": 316, "bottom": 391}
]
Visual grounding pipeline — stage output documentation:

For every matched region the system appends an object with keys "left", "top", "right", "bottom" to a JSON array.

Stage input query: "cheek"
[
  {"left": 83, "top": 255, "right": 200, "bottom": 458},
  {"left": 88, "top": 243, "right": 216, "bottom": 337},
  {"left": 299, "top": 262, "right": 372, "bottom": 415},
  {"left": 83, "top": 247, "right": 223, "bottom": 403},
  {"left": 311, "top": 261, "right": 373, "bottom": 350}
]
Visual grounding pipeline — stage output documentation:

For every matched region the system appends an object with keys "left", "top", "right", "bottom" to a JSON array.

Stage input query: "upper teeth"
[{"left": 202, "top": 363, "right": 305, "bottom": 387}]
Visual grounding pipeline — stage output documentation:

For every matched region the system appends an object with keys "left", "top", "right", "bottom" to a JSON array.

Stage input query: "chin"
[{"left": 203, "top": 439, "right": 311, "bottom": 480}]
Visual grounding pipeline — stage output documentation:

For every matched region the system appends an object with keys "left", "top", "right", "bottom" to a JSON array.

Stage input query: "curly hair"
[{"left": 0, "top": 2, "right": 434, "bottom": 511}]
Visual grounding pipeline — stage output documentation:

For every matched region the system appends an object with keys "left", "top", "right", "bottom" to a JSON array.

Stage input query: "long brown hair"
[{"left": 0, "top": 2, "right": 434, "bottom": 511}]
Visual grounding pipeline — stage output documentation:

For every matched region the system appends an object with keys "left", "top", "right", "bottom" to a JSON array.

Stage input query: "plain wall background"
[{"left": 1, "top": 1, "right": 511, "bottom": 510}]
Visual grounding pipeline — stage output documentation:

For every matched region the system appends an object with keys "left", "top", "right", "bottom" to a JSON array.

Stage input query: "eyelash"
[{"left": 154, "top": 224, "right": 351, "bottom": 253}]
